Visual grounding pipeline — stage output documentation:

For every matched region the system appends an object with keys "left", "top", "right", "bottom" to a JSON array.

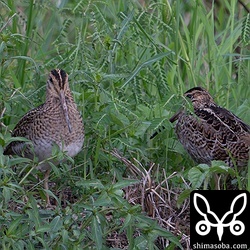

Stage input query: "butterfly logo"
[{"left": 193, "top": 193, "right": 247, "bottom": 241}]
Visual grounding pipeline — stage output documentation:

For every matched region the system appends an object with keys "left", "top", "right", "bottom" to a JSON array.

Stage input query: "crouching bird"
[{"left": 170, "top": 87, "right": 250, "bottom": 168}]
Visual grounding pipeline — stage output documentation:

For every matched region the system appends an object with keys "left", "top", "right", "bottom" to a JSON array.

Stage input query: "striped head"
[
  {"left": 184, "top": 87, "right": 215, "bottom": 109},
  {"left": 46, "top": 69, "right": 70, "bottom": 97},
  {"left": 46, "top": 69, "right": 72, "bottom": 132}
]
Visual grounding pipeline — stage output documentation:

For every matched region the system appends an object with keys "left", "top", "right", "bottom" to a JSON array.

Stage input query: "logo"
[
  {"left": 190, "top": 190, "right": 249, "bottom": 249},
  {"left": 194, "top": 192, "right": 246, "bottom": 240}
]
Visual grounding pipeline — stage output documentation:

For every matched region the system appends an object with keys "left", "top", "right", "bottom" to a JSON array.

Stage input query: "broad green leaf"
[
  {"left": 188, "top": 167, "right": 207, "bottom": 189},
  {"left": 50, "top": 215, "right": 63, "bottom": 232},
  {"left": 61, "top": 229, "right": 69, "bottom": 244},
  {"left": 177, "top": 189, "right": 192, "bottom": 207},
  {"left": 75, "top": 179, "right": 104, "bottom": 189},
  {"left": 9, "top": 157, "right": 32, "bottom": 166},
  {"left": 112, "top": 179, "right": 139, "bottom": 189},
  {"left": 6, "top": 215, "right": 23, "bottom": 236},
  {"left": 36, "top": 226, "right": 51, "bottom": 233},
  {"left": 91, "top": 215, "right": 103, "bottom": 250}
]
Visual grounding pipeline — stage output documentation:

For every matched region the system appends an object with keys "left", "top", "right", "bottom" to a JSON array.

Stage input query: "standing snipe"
[
  {"left": 170, "top": 87, "right": 250, "bottom": 168},
  {"left": 4, "top": 69, "right": 84, "bottom": 206}
]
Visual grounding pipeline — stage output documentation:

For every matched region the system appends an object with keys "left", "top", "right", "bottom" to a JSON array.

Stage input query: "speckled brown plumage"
[
  {"left": 4, "top": 69, "right": 84, "bottom": 205},
  {"left": 170, "top": 87, "right": 250, "bottom": 167}
]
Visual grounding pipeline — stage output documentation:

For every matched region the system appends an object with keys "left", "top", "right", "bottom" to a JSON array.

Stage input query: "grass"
[{"left": 0, "top": 0, "right": 250, "bottom": 249}]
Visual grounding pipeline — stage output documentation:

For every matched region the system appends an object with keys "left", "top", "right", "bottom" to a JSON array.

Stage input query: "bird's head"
[
  {"left": 184, "top": 87, "right": 215, "bottom": 109},
  {"left": 46, "top": 69, "right": 72, "bottom": 132}
]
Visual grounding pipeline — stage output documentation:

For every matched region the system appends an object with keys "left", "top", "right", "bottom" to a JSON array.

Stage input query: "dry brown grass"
[{"left": 110, "top": 149, "right": 190, "bottom": 249}]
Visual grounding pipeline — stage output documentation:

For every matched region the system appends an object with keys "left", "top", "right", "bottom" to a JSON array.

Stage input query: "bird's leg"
[{"left": 44, "top": 169, "right": 51, "bottom": 207}]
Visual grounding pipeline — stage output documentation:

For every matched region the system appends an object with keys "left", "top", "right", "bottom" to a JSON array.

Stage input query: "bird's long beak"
[
  {"left": 60, "top": 89, "right": 72, "bottom": 133},
  {"left": 169, "top": 109, "right": 184, "bottom": 123}
]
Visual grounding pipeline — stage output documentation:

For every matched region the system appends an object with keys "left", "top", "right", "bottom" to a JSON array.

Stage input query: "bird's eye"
[{"left": 186, "top": 94, "right": 192, "bottom": 99}]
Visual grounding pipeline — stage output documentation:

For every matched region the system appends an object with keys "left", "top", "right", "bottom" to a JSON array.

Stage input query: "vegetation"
[{"left": 0, "top": 0, "right": 249, "bottom": 249}]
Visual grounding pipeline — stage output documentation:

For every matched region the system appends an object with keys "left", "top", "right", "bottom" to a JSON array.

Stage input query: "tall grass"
[{"left": 0, "top": 0, "right": 249, "bottom": 249}]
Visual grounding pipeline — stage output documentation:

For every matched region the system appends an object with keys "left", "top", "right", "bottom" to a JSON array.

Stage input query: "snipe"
[
  {"left": 170, "top": 87, "right": 250, "bottom": 168},
  {"left": 4, "top": 69, "right": 84, "bottom": 206}
]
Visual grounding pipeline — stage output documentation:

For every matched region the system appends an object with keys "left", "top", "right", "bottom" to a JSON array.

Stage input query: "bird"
[
  {"left": 4, "top": 69, "right": 84, "bottom": 206},
  {"left": 169, "top": 87, "right": 250, "bottom": 168}
]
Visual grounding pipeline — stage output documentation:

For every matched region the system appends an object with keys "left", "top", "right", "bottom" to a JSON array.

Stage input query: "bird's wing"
[
  {"left": 196, "top": 105, "right": 250, "bottom": 135},
  {"left": 4, "top": 105, "right": 44, "bottom": 156}
]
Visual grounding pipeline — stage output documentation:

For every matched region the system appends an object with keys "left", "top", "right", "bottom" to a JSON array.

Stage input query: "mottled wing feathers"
[
  {"left": 174, "top": 110, "right": 249, "bottom": 167},
  {"left": 198, "top": 105, "right": 250, "bottom": 134},
  {"left": 170, "top": 87, "right": 250, "bottom": 167},
  {"left": 3, "top": 105, "right": 45, "bottom": 156},
  {"left": 175, "top": 113, "right": 215, "bottom": 165}
]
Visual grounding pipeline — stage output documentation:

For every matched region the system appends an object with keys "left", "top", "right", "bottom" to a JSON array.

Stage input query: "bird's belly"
[
  {"left": 33, "top": 139, "right": 54, "bottom": 160},
  {"left": 63, "top": 140, "right": 83, "bottom": 157},
  {"left": 34, "top": 139, "right": 83, "bottom": 171},
  {"left": 34, "top": 138, "right": 83, "bottom": 159}
]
